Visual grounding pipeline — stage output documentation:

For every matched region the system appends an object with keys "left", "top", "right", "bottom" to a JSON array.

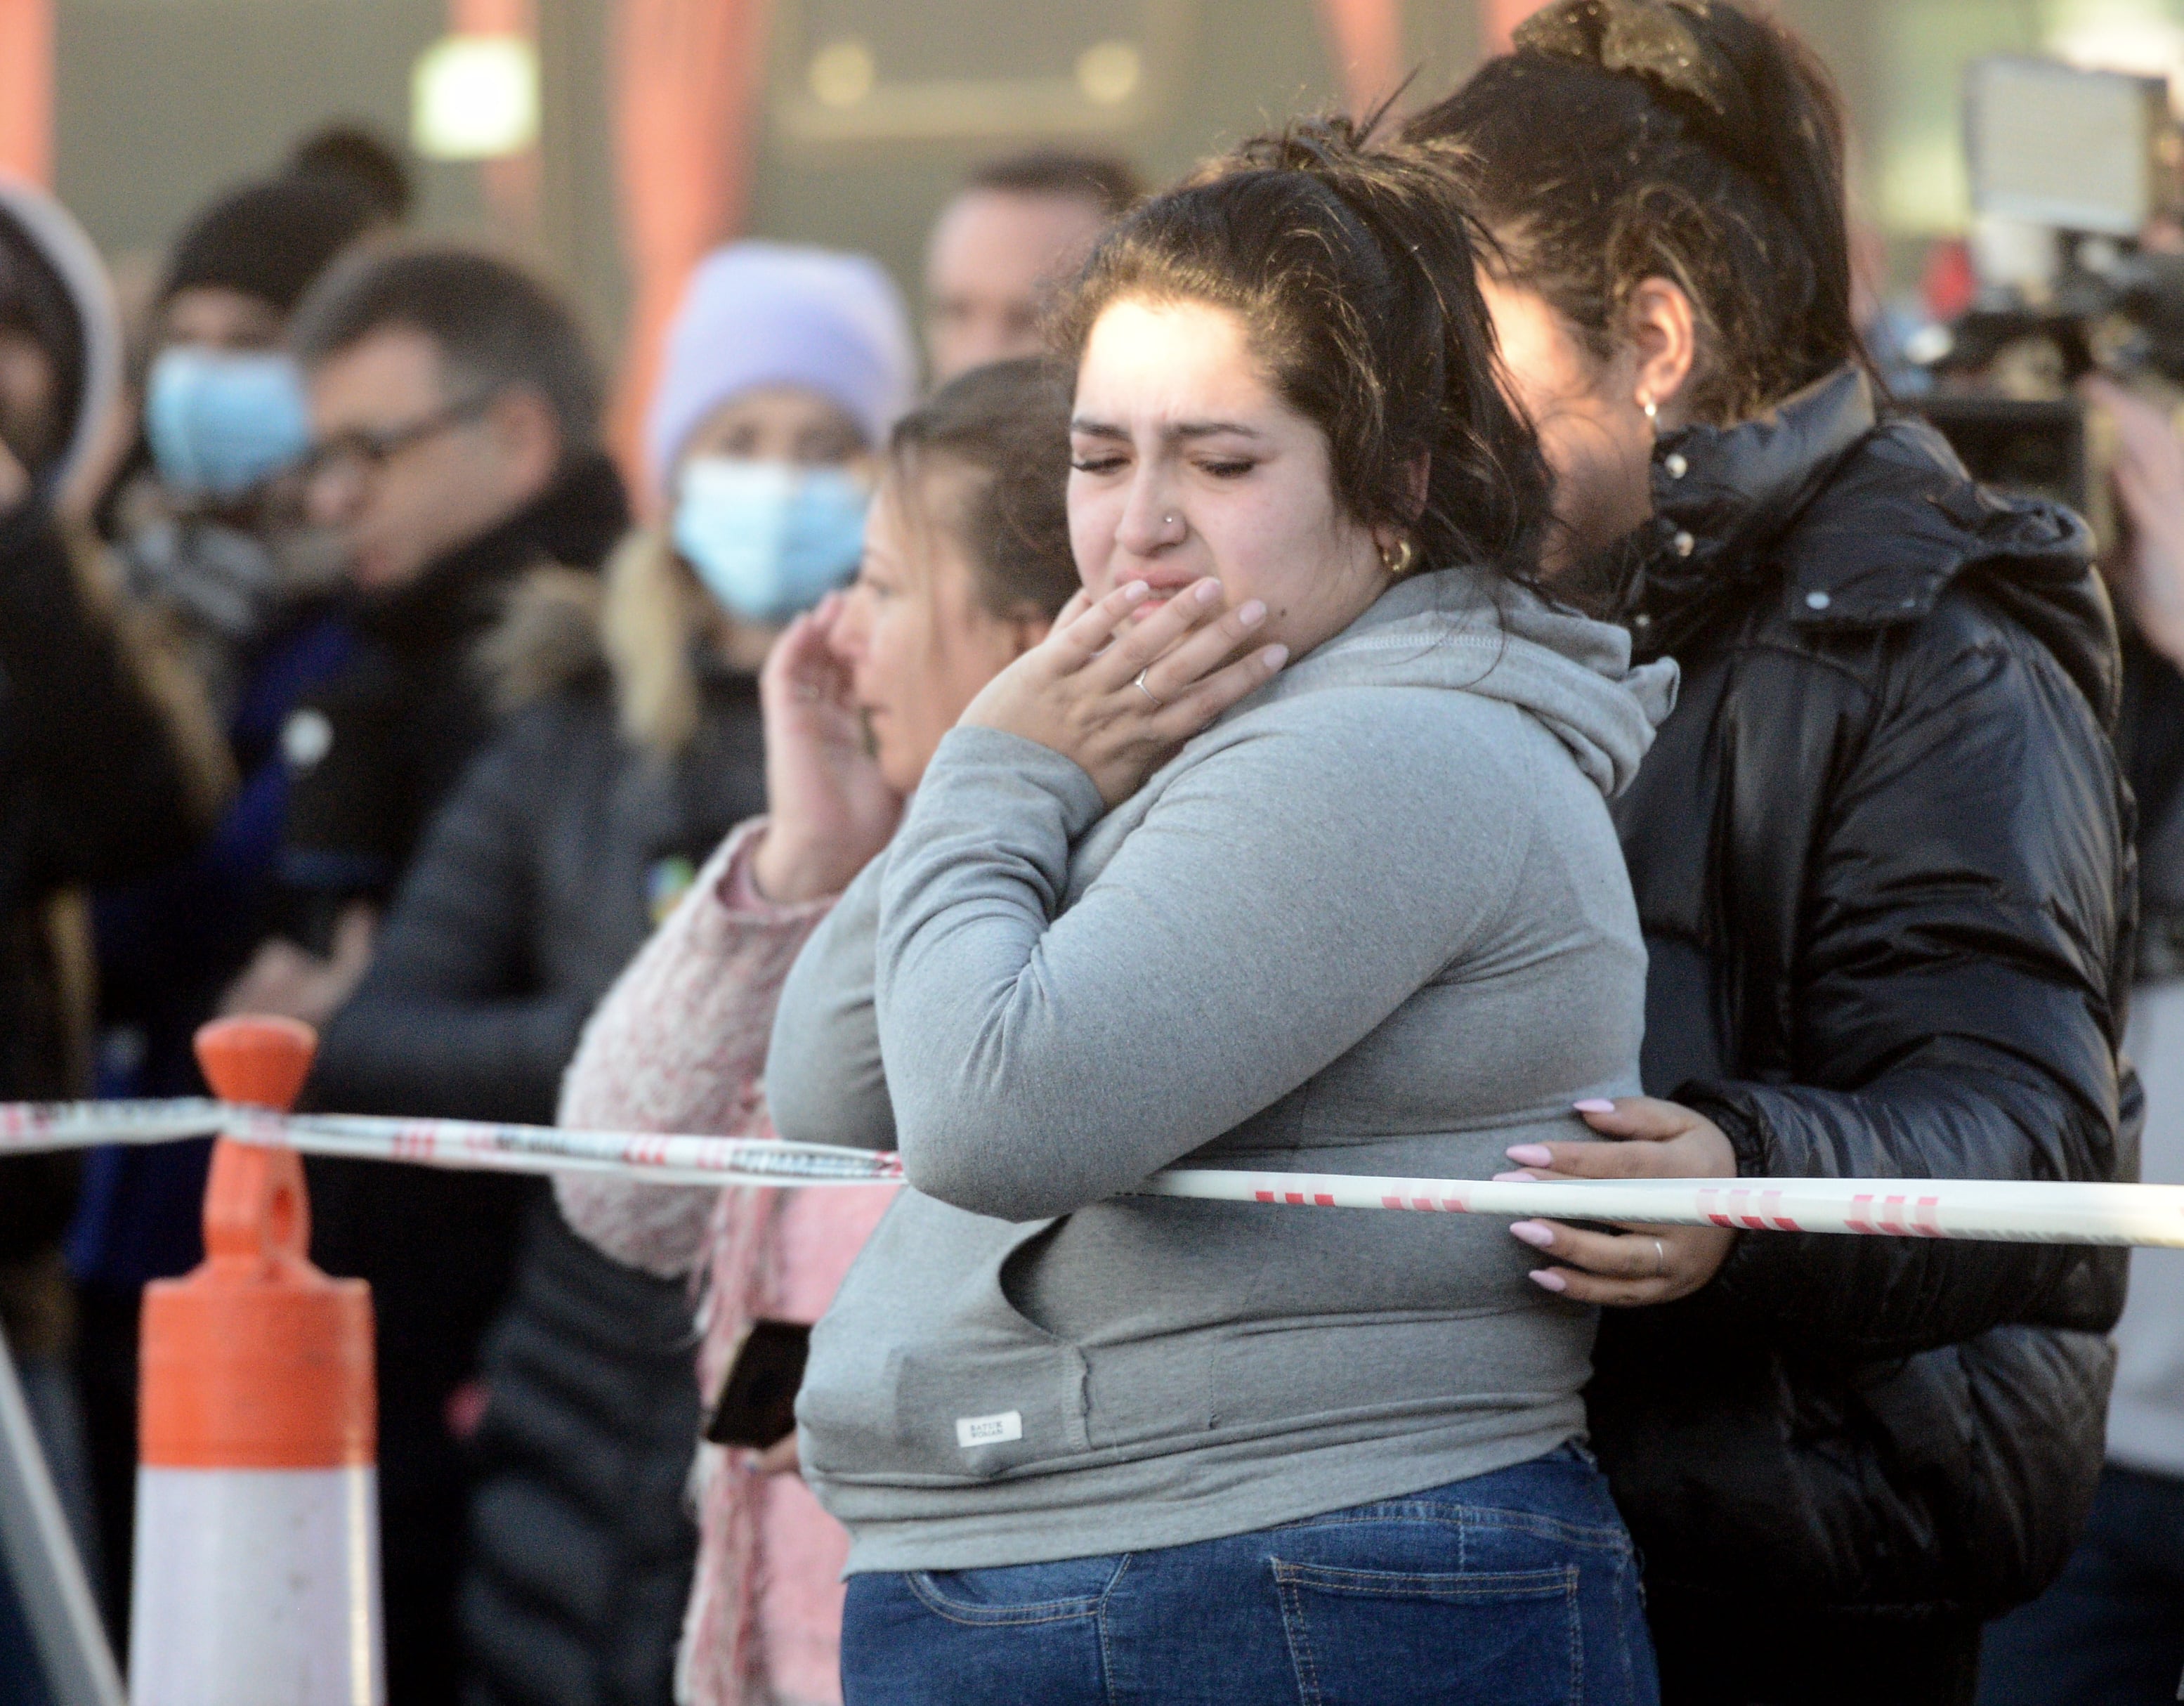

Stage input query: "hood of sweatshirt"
[{"left": 1255, "top": 566, "right": 1678, "bottom": 798}]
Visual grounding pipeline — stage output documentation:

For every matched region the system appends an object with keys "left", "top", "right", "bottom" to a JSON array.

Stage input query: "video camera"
[{"left": 1913, "top": 56, "right": 2184, "bottom": 523}]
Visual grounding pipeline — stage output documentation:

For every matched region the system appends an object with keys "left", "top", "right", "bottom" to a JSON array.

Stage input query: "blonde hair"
[
  {"left": 483, "top": 530, "right": 716, "bottom": 759},
  {"left": 601, "top": 528, "right": 714, "bottom": 755}
]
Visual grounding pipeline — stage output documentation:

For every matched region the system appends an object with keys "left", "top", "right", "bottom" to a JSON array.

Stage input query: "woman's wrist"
[{"left": 748, "top": 823, "right": 856, "bottom": 906}]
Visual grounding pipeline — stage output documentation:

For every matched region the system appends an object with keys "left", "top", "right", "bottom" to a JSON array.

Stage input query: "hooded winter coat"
[
  {"left": 0, "top": 176, "right": 225, "bottom": 1304},
  {"left": 1590, "top": 367, "right": 2133, "bottom": 1636}
]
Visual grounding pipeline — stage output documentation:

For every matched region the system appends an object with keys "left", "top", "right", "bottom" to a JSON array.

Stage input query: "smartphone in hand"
[{"left": 704, "top": 1320, "right": 811, "bottom": 1450}]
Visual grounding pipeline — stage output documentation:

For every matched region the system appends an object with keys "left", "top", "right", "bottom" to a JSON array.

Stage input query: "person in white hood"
[{"left": 0, "top": 174, "right": 224, "bottom": 1662}]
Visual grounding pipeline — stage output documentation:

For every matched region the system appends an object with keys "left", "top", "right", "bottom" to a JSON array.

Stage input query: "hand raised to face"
[
  {"left": 750, "top": 592, "right": 904, "bottom": 904},
  {"left": 957, "top": 573, "right": 1286, "bottom": 808}
]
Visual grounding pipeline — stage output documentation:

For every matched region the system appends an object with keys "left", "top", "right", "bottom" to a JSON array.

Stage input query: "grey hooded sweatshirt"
[{"left": 765, "top": 567, "right": 1677, "bottom": 1573}]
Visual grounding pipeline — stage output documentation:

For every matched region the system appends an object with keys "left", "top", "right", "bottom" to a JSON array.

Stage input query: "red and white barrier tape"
[
  {"left": 0, "top": 1098, "right": 903, "bottom": 1187},
  {"left": 1143, "top": 1168, "right": 2184, "bottom": 1248},
  {"left": 4, "top": 1098, "right": 2180, "bottom": 1246}
]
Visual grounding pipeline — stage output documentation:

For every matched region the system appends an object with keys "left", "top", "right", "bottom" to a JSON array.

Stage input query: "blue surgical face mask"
[
  {"left": 672, "top": 457, "right": 870, "bottom": 627},
  {"left": 145, "top": 345, "right": 313, "bottom": 500}
]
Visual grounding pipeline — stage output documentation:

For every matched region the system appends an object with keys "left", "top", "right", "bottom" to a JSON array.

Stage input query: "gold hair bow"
[{"left": 1513, "top": 0, "right": 1726, "bottom": 119}]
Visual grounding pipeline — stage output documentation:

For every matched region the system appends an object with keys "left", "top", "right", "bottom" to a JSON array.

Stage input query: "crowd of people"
[{"left": 2, "top": 1, "right": 2182, "bottom": 1701}]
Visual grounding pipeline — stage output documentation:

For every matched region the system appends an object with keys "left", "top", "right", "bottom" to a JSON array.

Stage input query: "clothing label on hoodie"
[{"left": 955, "top": 1411, "right": 1023, "bottom": 1448}]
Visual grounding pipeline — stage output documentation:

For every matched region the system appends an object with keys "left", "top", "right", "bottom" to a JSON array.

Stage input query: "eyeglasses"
[{"left": 299, "top": 391, "right": 497, "bottom": 488}]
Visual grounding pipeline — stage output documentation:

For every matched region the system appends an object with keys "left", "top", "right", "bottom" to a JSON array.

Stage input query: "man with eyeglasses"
[
  {"left": 224, "top": 246, "right": 627, "bottom": 1022},
  {"left": 218, "top": 243, "right": 628, "bottom": 1706}
]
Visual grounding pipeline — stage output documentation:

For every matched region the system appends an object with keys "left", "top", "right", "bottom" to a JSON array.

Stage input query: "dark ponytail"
[
  {"left": 1052, "top": 117, "right": 1552, "bottom": 587},
  {"left": 1409, "top": 0, "right": 1857, "bottom": 424}
]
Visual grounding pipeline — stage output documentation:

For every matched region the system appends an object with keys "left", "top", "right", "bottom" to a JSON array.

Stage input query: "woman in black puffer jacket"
[
  {"left": 310, "top": 542, "right": 771, "bottom": 1706},
  {"left": 1413, "top": 6, "right": 2132, "bottom": 1703}
]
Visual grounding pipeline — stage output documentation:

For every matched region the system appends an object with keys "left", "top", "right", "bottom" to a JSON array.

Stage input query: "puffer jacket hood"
[
  {"left": 1639, "top": 365, "right": 2116, "bottom": 721},
  {"left": 1270, "top": 566, "right": 1678, "bottom": 797}
]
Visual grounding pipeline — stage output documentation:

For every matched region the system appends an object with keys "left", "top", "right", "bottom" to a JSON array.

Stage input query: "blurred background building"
[{"left": 13, "top": 0, "right": 2178, "bottom": 466}]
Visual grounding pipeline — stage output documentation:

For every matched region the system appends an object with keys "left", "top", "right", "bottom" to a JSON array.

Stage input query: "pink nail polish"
[
  {"left": 1505, "top": 1145, "right": 1553, "bottom": 1167},
  {"left": 1193, "top": 578, "right": 1222, "bottom": 604},
  {"left": 1262, "top": 644, "right": 1288, "bottom": 668},
  {"left": 1491, "top": 1170, "right": 1536, "bottom": 1183},
  {"left": 1239, "top": 599, "right": 1267, "bottom": 625},
  {"left": 1573, "top": 1099, "right": 1616, "bottom": 1114},
  {"left": 1510, "top": 1221, "right": 1555, "bottom": 1249},
  {"left": 1529, "top": 1270, "right": 1568, "bottom": 1294},
  {"left": 1122, "top": 580, "right": 1150, "bottom": 601}
]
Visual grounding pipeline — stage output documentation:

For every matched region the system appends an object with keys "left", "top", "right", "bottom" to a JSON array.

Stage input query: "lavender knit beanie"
[{"left": 644, "top": 240, "right": 917, "bottom": 500}]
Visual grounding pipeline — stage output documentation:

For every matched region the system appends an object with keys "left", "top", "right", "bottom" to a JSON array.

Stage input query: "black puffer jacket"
[
  {"left": 310, "top": 611, "right": 765, "bottom": 1122},
  {"left": 1593, "top": 367, "right": 2135, "bottom": 1623},
  {"left": 310, "top": 556, "right": 769, "bottom": 1705},
  {"left": 459, "top": 1198, "right": 702, "bottom": 1706},
  {"left": 292, "top": 457, "right": 634, "bottom": 1706}
]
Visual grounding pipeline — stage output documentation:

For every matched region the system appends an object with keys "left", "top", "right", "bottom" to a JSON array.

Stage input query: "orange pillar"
[
  {"left": 0, "top": 0, "right": 53, "bottom": 185},
  {"left": 608, "top": 0, "right": 771, "bottom": 510},
  {"left": 450, "top": 0, "right": 542, "bottom": 244},
  {"left": 1315, "top": 0, "right": 1404, "bottom": 119},
  {"left": 1482, "top": 0, "right": 1553, "bottom": 54}
]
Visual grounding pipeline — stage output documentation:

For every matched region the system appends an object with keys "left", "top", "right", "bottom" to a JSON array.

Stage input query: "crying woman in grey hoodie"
[{"left": 765, "top": 123, "right": 1675, "bottom": 1704}]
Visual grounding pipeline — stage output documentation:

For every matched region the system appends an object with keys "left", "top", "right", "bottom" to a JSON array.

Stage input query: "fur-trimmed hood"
[{"left": 482, "top": 528, "right": 729, "bottom": 757}]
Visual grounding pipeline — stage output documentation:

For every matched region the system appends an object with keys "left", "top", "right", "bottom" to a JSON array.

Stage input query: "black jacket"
[
  {"left": 278, "top": 450, "right": 629, "bottom": 939},
  {"left": 309, "top": 567, "right": 767, "bottom": 1704},
  {"left": 2121, "top": 629, "right": 2184, "bottom": 978},
  {"left": 1593, "top": 367, "right": 2134, "bottom": 1624},
  {"left": 288, "top": 455, "right": 629, "bottom": 1703},
  {"left": 0, "top": 499, "right": 213, "bottom": 1261},
  {"left": 459, "top": 1200, "right": 704, "bottom": 1706},
  {"left": 299, "top": 459, "right": 633, "bottom": 1442},
  {"left": 310, "top": 655, "right": 766, "bottom": 1123}
]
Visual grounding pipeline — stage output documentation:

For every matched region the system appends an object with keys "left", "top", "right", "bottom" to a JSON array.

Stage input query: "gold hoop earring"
[{"left": 1381, "top": 536, "right": 1417, "bottom": 577}]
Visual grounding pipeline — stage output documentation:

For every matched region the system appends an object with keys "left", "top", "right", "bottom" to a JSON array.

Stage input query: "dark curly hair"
[
  {"left": 1408, "top": 0, "right": 1859, "bottom": 424},
  {"left": 1050, "top": 116, "right": 1553, "bottom": 588}
]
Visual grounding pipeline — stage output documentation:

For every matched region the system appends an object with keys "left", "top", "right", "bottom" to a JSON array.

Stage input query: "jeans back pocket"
[{"left": 1273, "top": 1558, "right": 1580, "bottom": 1706}]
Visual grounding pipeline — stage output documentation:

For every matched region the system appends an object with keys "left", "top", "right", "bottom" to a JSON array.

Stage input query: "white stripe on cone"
[{"left": 129, "top": 1468, "right": 381, "bottom": 1706}]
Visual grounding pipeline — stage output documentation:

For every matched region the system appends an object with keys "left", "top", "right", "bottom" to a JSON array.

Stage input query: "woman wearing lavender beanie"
[{"left": 383, "top": 240, "right": 915, "bottom": 1704}]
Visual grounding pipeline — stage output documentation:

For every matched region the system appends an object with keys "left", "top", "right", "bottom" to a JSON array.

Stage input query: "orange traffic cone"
[{"left": 129, "top": 1017, "right": 381, "bottom": 1705}]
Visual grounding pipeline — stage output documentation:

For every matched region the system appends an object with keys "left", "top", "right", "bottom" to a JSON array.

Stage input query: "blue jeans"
[
  {"left": 841, "top": 1445, "right": 1656, "bottom": 1705},
  {"left": 1977, "top": 1462, "right": 2184, "bottom": 1705}
]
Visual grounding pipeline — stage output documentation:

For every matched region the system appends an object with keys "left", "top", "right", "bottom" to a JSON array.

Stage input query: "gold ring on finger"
[{"left": 1133, "top": 668, "right": 1164, "bottom": 708}]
